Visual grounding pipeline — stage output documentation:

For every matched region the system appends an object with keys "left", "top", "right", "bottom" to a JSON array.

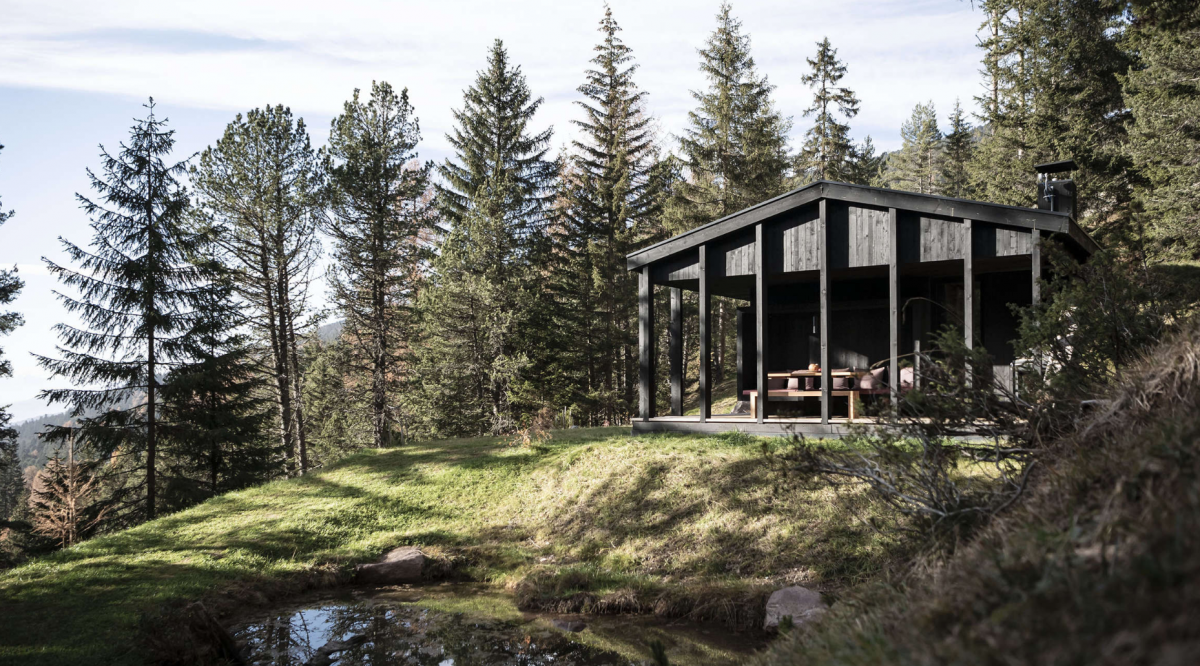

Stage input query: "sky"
[{"left": 0, "top": 0, "right": 986, "bottom": 422}]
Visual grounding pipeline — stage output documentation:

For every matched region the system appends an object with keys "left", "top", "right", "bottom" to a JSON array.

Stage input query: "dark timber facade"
[{"left": 629, "top": 179, "right": 1098, "bottom": 437}]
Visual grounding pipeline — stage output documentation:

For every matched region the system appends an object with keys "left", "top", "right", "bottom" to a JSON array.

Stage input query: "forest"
[{"left": 0, "top": 0, "right": 1198, "bottom": 567}]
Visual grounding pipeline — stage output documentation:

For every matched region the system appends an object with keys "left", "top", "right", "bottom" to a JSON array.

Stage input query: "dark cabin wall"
[{"left": 981, "top": 271, "right": 1031, "bottom": 364}]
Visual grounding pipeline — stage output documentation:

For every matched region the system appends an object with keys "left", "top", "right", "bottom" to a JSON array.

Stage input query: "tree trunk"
[{"left": 146, "top": 327, "right": 156, "bottom": 521}]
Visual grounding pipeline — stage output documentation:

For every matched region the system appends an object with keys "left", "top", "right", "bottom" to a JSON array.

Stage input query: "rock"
[
  {"left": 304, "top": 634, "right": 367, "bottom": 666},
  {"left": 551, "top": 618, "right": 587, "bottom": 633},
  {"left": 355, "top": 546, "right": 425, "bottom": 585},
  {"left": 763, "top": 586, "right": 827, "bottom": 631}
]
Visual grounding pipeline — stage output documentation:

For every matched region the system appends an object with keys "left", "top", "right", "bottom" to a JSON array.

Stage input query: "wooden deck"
[{"left": 632, "top": 414, "right": 878, "bottom": 437}]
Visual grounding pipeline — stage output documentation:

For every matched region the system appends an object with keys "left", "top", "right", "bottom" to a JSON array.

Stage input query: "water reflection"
[{"left": 236, "top": 601, "right": 636, "bottom": 665}]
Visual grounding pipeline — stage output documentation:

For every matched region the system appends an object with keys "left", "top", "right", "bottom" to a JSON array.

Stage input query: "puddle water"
[{"left": 233, "top": 584, "right": 763, "bottom": 666}]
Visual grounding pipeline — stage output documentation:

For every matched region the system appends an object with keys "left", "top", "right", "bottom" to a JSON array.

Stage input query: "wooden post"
[
  {"left": 755, "top": 223, "right": 768, "bottom": 423},
  {"left": 638, "top": 265, "right": 655, "bottom": 421},
  {"left": 1031, "top": 227, "right": 1041, "bottom": 305},
  {"left": 888, "top": 207, "right": 899, "bottom": 408},
  {"left": 669, "top": 287, "right": 683, "bottom": 416},
  {"left": 963, "top": 219, "right": 974, "bottom": 350},
  {"left": 699, "top": 245, "right": 711, "bottom": 422},
  {"left": 819, "top": 199, "right": 831, "bottom": 425}
]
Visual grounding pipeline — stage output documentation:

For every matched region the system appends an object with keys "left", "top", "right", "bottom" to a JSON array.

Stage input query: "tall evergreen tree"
[
  {"left": 845, "top": 136, "right": 885, "bottom": 187},
  {"left": 324, "top": 82, "right": 437, "bottom": 448},
  {"left": 969, "top": 0, "right": 1131, "bottom": 235},
  {"left": 1124, "top": 0, "right": 1200, "bottom": 259},
  {"left": 191, "top": 105, "right": 321, "bottom": 476},
  {"left": 666, "top": 2, "right": 790, "bottom": 386},
  {"left": 558, "top": 5, "right": 662, "bottom": 424},
  {"left": 886, "top": 102, "right": 944, "bottom": 195},
  {"left": 416, "top": 41, "right": 556, "bottom": 437},
  {"left": 671, "top": 1, "right": 791, "bottom": 233},
  {"left": 0, "top": 145, "right": 24, "bottom": 521},
  {"left": 796, "top": 38, "right": 860, "bottom": 183},
  {"left": 942, "top": 100, "right": 975, "bottom": 198},
  {"left": 436, "top": 39, "right": 555, "bottom": 241},
  {"left": 159, "top": 251, "right": 273, "bottom": 509},
  {"left": 36, "top": 101, "right": 204, "bottom": 522}
]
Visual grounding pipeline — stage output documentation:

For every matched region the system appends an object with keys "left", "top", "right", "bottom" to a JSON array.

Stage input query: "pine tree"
[
  {"left": 796, "top": 38, "right": 860, "bottom": 183},
  {"left": 886, "top": 102, "right": 944, "bottom": 195},
  {"left": 159, "top": 251, "right": 273, "bottom": 509},
  {"left": 324, "top": 82, "right": 437, "bottom": 448},
  {"left": 0, "top": 144, "right": 24, "bottom": 520},
  {"left": 36, "top": 100, "right": 204, "bottom": 522},
  {"left": 436, "top": 39, "right": 556, "bottom": 241},
  {"left": 671, "top": 1, "right": 791, "bottom": 232},
  {"left": 302, "top": 338, "right": 372, "bottom": 461},
  {"left": 192, "top": 105, "right": 321, "bottom": 476},
  {"left": 942, "top": 100, "right": 975, "bottom": 198},
  {"left": 1124, "top": 0, "right": 1200, "bottom": 259},
  {"left": 559, "top": 4, "right": 662, "bottom": 424}
]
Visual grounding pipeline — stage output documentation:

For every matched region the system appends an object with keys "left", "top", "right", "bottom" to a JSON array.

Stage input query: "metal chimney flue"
[{"left": 1034, "top": 159, "right": 1078, "bottom": 219}]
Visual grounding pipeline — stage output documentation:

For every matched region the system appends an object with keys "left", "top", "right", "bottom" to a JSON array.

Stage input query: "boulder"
[
  {"left": 763, "top": 586, "right": 827, "bottom": 631},
  {"left": 355, "top": 546, "right": 425, "bottom": 585}
]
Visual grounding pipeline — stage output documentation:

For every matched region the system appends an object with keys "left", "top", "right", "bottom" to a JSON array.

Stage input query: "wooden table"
[{"left": 747, "top": 370, "right": 869, "bottom": 419}]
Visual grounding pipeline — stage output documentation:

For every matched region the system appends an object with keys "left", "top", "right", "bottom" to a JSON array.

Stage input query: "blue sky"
[{"left": 0, "top": 0, "right": 984, "bottom": 421}]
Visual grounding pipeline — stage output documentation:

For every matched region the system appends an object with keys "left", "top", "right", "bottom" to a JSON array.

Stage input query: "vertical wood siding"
[{"left": 714, "top": 233, "right": 757, "bottom": 278}]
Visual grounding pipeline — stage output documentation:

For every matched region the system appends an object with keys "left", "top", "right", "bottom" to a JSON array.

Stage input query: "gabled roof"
[{"left": 627, "top": 180, "right": 1098, "bottom": 270}]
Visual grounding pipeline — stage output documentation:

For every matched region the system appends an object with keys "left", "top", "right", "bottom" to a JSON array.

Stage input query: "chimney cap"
[{"left": 1035, "top": 159, "right": 1078, "bottom": 174}]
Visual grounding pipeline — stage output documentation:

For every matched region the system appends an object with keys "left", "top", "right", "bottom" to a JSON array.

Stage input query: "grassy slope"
[
  {"left": 0, "top": 427, "right": 906, "bottom": 665},
  {"left": 752, "top": 322, "right": 1200, "bottom": 666}
]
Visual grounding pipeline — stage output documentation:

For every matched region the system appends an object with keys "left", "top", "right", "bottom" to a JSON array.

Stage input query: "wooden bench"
[{"left": 742, "top": 387, "right": 890, "bottom": 420}]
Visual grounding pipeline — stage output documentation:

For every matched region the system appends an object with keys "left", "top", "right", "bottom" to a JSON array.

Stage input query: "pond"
[{"left": 232, "top": 584, "right": 765, "bottom": 665}]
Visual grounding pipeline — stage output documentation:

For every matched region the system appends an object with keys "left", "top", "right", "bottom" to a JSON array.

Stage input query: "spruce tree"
[
  {"left": 1124, "top": 0, "right": 1200, "bottom": 259},
  {"left": 886, "top": 102, "right": 944, "bottom": 195},
  {"left": 191, "top": 105, "right": 321, "bottom": 475},
  {"left": 671, "top": 1, "right": 791, "bottom": 232},
  {"left": 942, "top": 100, "right": 975, "bottom": 198},
  {"left": 559, "top": 5, "right": 662, "bottom": 423},
  {"left": 0, "top": 144, "right": 23, "bottom": 521},
  {"left": 969, "top": 0, "right": 1131, "bottom": 233},
  {"left": 796, "top": 38, "right": 860, "bottom": 183},
  {"left": 324, "top": 82, "right": 436, "bottom": 448},
  {"left": 436, "top": 39, "right": 556, "bottom": 240},
  {"left": 845, "top": 136, "right": 885, "bottom": 187},
  {"left": 36, "top": 101, "right": 203, "bottom": 522},
  {"left": 159, "top": 251, "right": 273, "bottom": 508}
]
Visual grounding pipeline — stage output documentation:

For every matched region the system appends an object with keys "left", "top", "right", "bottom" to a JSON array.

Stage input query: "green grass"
[{"left": 0, "top": 427, "right": 908, "bottom": 665}]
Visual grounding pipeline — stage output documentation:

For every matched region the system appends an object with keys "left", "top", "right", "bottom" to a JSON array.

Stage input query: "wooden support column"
[
  {"left": 888, "top": 207, "right": 899, "bottom": 408},
  {"left": 963, "top": 219, "right": 974, "bottom": 350},
  {"left": 1031, "top": 228, "right": 1041, "bottom": 305},
  {"left": 638, "top": 265, "right": 655, "bottom": 421},
  {"left": 699, "top": 245, "right": 711, "bottom": 423},
  {"left": 755, "top": 223, "right": 768, "bottom": 424},
  {"left": 819, "top": 200, "right": 831, "bottom": 425},
  {"left": 669, "top": 287, "right": 683, "bottom": 416}
]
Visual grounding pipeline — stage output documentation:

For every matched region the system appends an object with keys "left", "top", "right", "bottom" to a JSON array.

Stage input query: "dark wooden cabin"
[{"left": 628, "top": 170, "right": 1097, "bottom": 436}]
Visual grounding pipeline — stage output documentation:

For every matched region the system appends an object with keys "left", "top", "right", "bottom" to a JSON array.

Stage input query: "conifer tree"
[
  {"left": 969, "top": 0, "right": 1130, "bottom": 232},
  {"left": 942, "top": 100, "right": 975, "bottom": 198},
  {"left": 845, "top": 136, "right": 885, "bottom": 187},
  {"left": 159, "top": 252, "right": 273, "bottom": 508},
  {"left": 666, "top": 2, "right": 790, "bottom": 386},
  {"left": 0, "top": 145, "right": 23, "bottom": 520},
  {"left": 796, "top": 38, "right": 859, "bottom": 183},
  {"left": 36, "top": 101, "right": 203, "bottom": 522},
  {"left": 671, "top": 1, "right": 791, "bottom": 232},
  {"left": 886, "top": 102, "right": 944, "bottom": 195},
  {"left": 436, "top": 39, "right": 555, "bottom": 241},
  {"left": 191, "top": 106, "right": 321, "bottom": 475},
  {"left": 559, "top": 5, "right": 662, "bottom": 423},
  {"left": 324, "top": 82, "right": 436, "bottom": 448},
  {"left": 28, "top": 439, "right": 105, "bottom": 548},
  {"left": 1124, "top": 0, "right": 1200, "bottom": 259}
]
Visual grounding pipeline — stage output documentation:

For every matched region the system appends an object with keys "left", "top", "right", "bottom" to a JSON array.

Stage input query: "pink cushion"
[
  {"left": 859, "top": 367, "right": 887, "bottom": 390},
  {"left": 900, "top": 367, "right": 914, "bottom": 388},
  {"left": 831, "top": 368, "right": 853, "bottom": 390},
  {"left": 787, "top": 378, "right": 800, "bottom": 390}
]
